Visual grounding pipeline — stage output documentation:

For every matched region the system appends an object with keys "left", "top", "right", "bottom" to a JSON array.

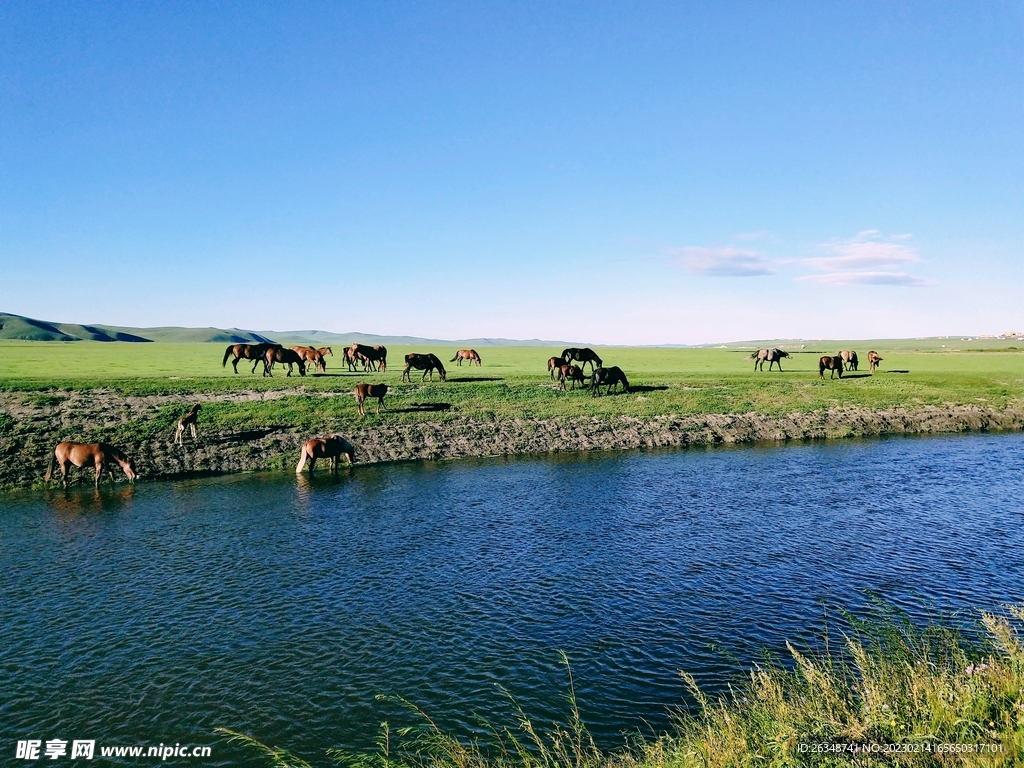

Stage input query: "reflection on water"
[
  {"left": 42, "top": 483, "right": 136, "bottom": 515},
  {"left": 2, "top": 432, "right": 1023, "bottom": 766}
]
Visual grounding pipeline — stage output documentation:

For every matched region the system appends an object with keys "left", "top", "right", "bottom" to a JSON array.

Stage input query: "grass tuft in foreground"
[{"left": 219, "top": 604, "right": 1024, "bottom": 766}]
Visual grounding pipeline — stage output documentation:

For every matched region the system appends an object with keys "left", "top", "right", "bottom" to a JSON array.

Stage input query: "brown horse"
[
  {"left": 402, "top": 353, "right": 446, "bottom": 382},
  {"left": 867, "top": 350, "right": 883, "bottom": 373},
  {"left": 590, "top": 366, "right": 629, "bottom": 396},
  {"left": 819, "top": 355, "right": 844, "bottom": 380},
  {"left": 295, "top": 435, "right": 355, "bottom": 474},
  {"left": 342, "top": 346, "right": 361, "bottom": 372},
  {"left": 354, "top": 383, "right": 389, "bottom": 416},
  {"left": 222, "top": 343, "right": 282, "bottom": 374},
  {"left": 558, "top": 364, "right": 585, "bottom": 391},
  {"left": 349, "top": 343, "right": 387, "bottom": 373},
  {"left": 748, "top": 348, "right": 791, "bottom": 371},
  {"left": 264, "top": 347, "right": 307, "bottom": 377},
  {"left": 840, "top": 350, "right": 859, "bottom": 371},
  {"left": 548, "top": 356, "right": 567, "bottom": 380},
  {"left": 562, "top": 347, "right": 603, "bottom": 373},
  {"left": 291, "top": 346, "right": 326, "bottom": 373},
  {"left": 45, "top": 441, "right": 137, "bottom": 487},
  {"left": 174, "top": 403, "right": 201, "bottom": 445},
  {"left": 450, "top": 349, "right": 482, "bottom": 366}
]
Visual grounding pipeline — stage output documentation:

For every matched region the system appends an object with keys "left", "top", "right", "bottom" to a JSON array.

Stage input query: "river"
[{"left": 2, "top": 433, "right": 1022, "bottom": 764}]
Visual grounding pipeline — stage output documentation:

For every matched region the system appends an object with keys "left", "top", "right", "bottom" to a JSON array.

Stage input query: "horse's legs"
[
  {"left": 232, "top": 358, "right": 240, "bottom": 374},
  {"left": 251, "top": 358, "right": 261, "bottom": 374},
  {"left": 190, "top": 423, "right": 197, "bottom": 440},
  {"left": 94, "top": 459, "right": 103, "bottom": 487},
  {"left": 309, "top": 456, "right": 316, "bottom": 475},
  {"left": 60, "top": 461, "right": 70, "bottom": 488}
]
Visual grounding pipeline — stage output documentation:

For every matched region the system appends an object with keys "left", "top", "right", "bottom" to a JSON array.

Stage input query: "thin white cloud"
[
  {"left": 733, "top": 230, "right": 771, "bottom": 241},
  {"left": 797, "top": 271, "right": 937, "bottom": 287},
  {"left": 665, "top": 246, "right": 775, "bottom": 277},
  {"left": 801, "top": 231, "right": 934, "bottom": 287}
]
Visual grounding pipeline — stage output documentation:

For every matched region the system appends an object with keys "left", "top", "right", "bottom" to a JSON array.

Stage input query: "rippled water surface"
[{"left": 2, "top": 433, "right": 1022, "bottom": 764}]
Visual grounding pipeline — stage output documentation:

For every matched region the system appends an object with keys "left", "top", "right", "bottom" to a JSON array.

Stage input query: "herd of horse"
[{"left": 43, "top": 342, "right": 891, "bottom": 486}]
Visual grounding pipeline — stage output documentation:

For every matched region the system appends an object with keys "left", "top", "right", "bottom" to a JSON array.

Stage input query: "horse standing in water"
[
  {"left": 590, "top": 366, "right": 630, "bottom": 396},
  {"left": 450, "top": 349, "right": 482, "bottom": 366},
  {"left": 222, "top": 343, "right": 281, "bottom": 374},
  {"left": 867, "top": 350, "right": 883, "bottom": 373},
  {"left": 354, "top": 383, "right": 389, "bottom": 416},
  {"left": 45, "top": 442, "right": 137, "bottom": 487},
  {"left": 749, "top": 348, "right": 791, "bottom": 371},
  {"left": 174, "top": 403, "right": 201, "bottom": 445},
  {"left": 561, "top": 347, "right": 603, "bottom": 373},
  {"left": 295, "top": 436, "right": 355, "bottom": 474},
  {"left": 840, "top": 350, "right": 859, "bottom": 371},
  {"left": 402, "top": 353, "right": 447, "bottom": 382},
  {"left": 819, "top": 355, "right": 844, "bottom": 380}
]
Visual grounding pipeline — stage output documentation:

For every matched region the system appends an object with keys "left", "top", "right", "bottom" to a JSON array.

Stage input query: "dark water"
[{"left": 2, "top": 433, "right": 1022, "bottom": 764}]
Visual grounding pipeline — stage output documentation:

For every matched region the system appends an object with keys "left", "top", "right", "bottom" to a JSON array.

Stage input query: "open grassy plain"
[{"left": 1, "top": 340, "right": 1022, "bottom": 488}]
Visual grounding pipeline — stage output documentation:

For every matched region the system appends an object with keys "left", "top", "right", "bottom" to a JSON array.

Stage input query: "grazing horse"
[
  {"left": 558, "top": 364, "right": 586, "bottom": 391},
  {"left": 590, "top": 366, "right": 630, "bottom": 396},
  {"left": 222, "top": 343, "right": 281, "bottom": 374},
  {"left": 349, "top": 344, "right": 387, "bottom": 373},
  {"left": 402, "top": 353, "right": 447, "bottom": 382},
  {"left": 749, "top": 348, "right": 791, "bottom": 372},
  {"left": 548, "top": 356, "right": 567, "bottom": 380},
  {"left": 819, "top": 355, "right": 844, "bottom": 380},
  {"left": 354, "top": 383, "right": 389, "bottom": 416},
  {"left": 291, "top": 346, "right": 327, "bottom": 373},
  {"left": 174, "top": 403, "right": 201, "bottom": 445},
  {"left": 840, "top": 350, "right": 859, "bottom": 371},
  {"left": 295, "top": 436, "right": 355, "bottom": 474},
  {"left": 562, "top": 347, "right": 603, "bottom": 373},
  {"left": 263, "top": 347, "right": 307, "bottom": 377},
  {"left": 45, "top": 441, "right": 137, "bottom": 487},
  {"left": 867, "top": 350, "right": 883, "bottom": 373},
  {"left": 450, "top": 349, "right": 482, "bottom": 366}
]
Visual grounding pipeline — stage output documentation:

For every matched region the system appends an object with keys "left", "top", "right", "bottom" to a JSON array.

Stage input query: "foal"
[
  {"left": 174, "top": 403, "right": 201, "bottom": 445},
  {"left": 354, "top": 383, "right": 389, "bottom": 416}
]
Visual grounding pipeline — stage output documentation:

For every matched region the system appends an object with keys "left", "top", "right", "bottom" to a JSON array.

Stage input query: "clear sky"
[{"left": 1, "top": 1, "right": 1021, "bottom": 344}]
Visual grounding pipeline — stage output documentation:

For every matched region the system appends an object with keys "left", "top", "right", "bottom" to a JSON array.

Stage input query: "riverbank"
[{"left": 2, "top": 383, "right": 1022, "bottom": 488}]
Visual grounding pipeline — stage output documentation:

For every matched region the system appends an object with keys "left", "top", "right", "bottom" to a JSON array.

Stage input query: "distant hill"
[{"left": 0, "top": 313, "right": 577, "bottom": 347}]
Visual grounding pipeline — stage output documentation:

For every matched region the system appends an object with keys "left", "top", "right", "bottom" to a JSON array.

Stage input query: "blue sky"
[{"left": 1, "top": 1, "right": 1021, "bottom": 344}]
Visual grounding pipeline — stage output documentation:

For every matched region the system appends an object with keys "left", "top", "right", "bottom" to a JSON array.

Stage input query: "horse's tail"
[
  {"left": 450, "top": 353, "right": 459, "bottom": 362},
  {"left": 296, "top": 445, "right": 309, "bottom": 474},
  {"left": 222, "top": 345, "right": 233, "bottom": 367},
  {"left": 44, "top": 451, "right": 54, "bottom": 483}
]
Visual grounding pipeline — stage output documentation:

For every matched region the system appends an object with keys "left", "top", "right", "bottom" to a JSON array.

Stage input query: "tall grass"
[{"left": 218, "top": 605, "right": 1024, "bottom": 767}]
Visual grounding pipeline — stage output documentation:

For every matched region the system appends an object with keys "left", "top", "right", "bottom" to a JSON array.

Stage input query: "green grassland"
[{"left": 2, "top": 341, "right": 1022, "bottom": 440}]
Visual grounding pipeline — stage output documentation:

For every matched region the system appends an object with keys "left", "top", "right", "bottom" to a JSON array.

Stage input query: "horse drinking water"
[
  {"left": 45, "top": 442, "right": 137, "bottom": 487},
  {"left": 295, "top": 436, "right": 356, "bottom": 474}
]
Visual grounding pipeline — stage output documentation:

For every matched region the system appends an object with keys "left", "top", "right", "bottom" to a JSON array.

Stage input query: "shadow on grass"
[
  {"left": 841, "top": 374, "right": 873, "bottom": 379},
  {"left": 631, "top": 385, "right": 670, "bottom": 393},
  {"left": 887, "top": 370, "right": 910, "bottom": 373},
  {"left": 392, "top": 402, "right": 452, "bottom": 413}
]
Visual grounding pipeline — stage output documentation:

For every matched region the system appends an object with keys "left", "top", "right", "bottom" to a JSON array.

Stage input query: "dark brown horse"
[
  {"left": 295, "top": 435, "right": 355, "bottom": 474},
  {"left": 840, "top": 350, "right": 859, "bottom": 371},
  {"left": 402, "top": 353, "right": 447, "bottom": 382},
  {"left": 45, "top": 441, "right": 137, "bottom": 487},
  {"left": 748, "top": 348, "right": 791, "bottom": 372},
  {"left": 590, "top": 366, "right": 629, "bottom": 396},
  {"left": 263, "top": 347, "right": 307, "bottom": 377},
  {"left": 349, "top": 343, "right": 387, "bottom": 373},
  {"left": 819, "top": 355, "right": 844, "bottom": 380},
  {"left": 867, "top": 350, "right": 883, "bottom": 373},
  {"left": 450, "top": 349, "right": 482, "bottom": 366},
  {"left": 548, "top": 356, "right": 567, "bottom": 380},
  {"left": 562, "top": 347, "right": 603, "bottom": 373},
  {"left": 354, "top": 383, "right": 389, "bottom": 416},
  {"left": 222, "top": 343, "right": 282, "bottom": 374},
  {"left": 174, "top": 403, "right": 201, "bottom": 445},
  {"left": 558, "top": 364, "right": 585, "bottom": 391}
]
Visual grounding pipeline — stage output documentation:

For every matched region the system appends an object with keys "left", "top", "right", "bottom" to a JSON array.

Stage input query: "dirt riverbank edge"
[{"left": 2, "top": 390, "right": 1021, "bottom": 489}]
